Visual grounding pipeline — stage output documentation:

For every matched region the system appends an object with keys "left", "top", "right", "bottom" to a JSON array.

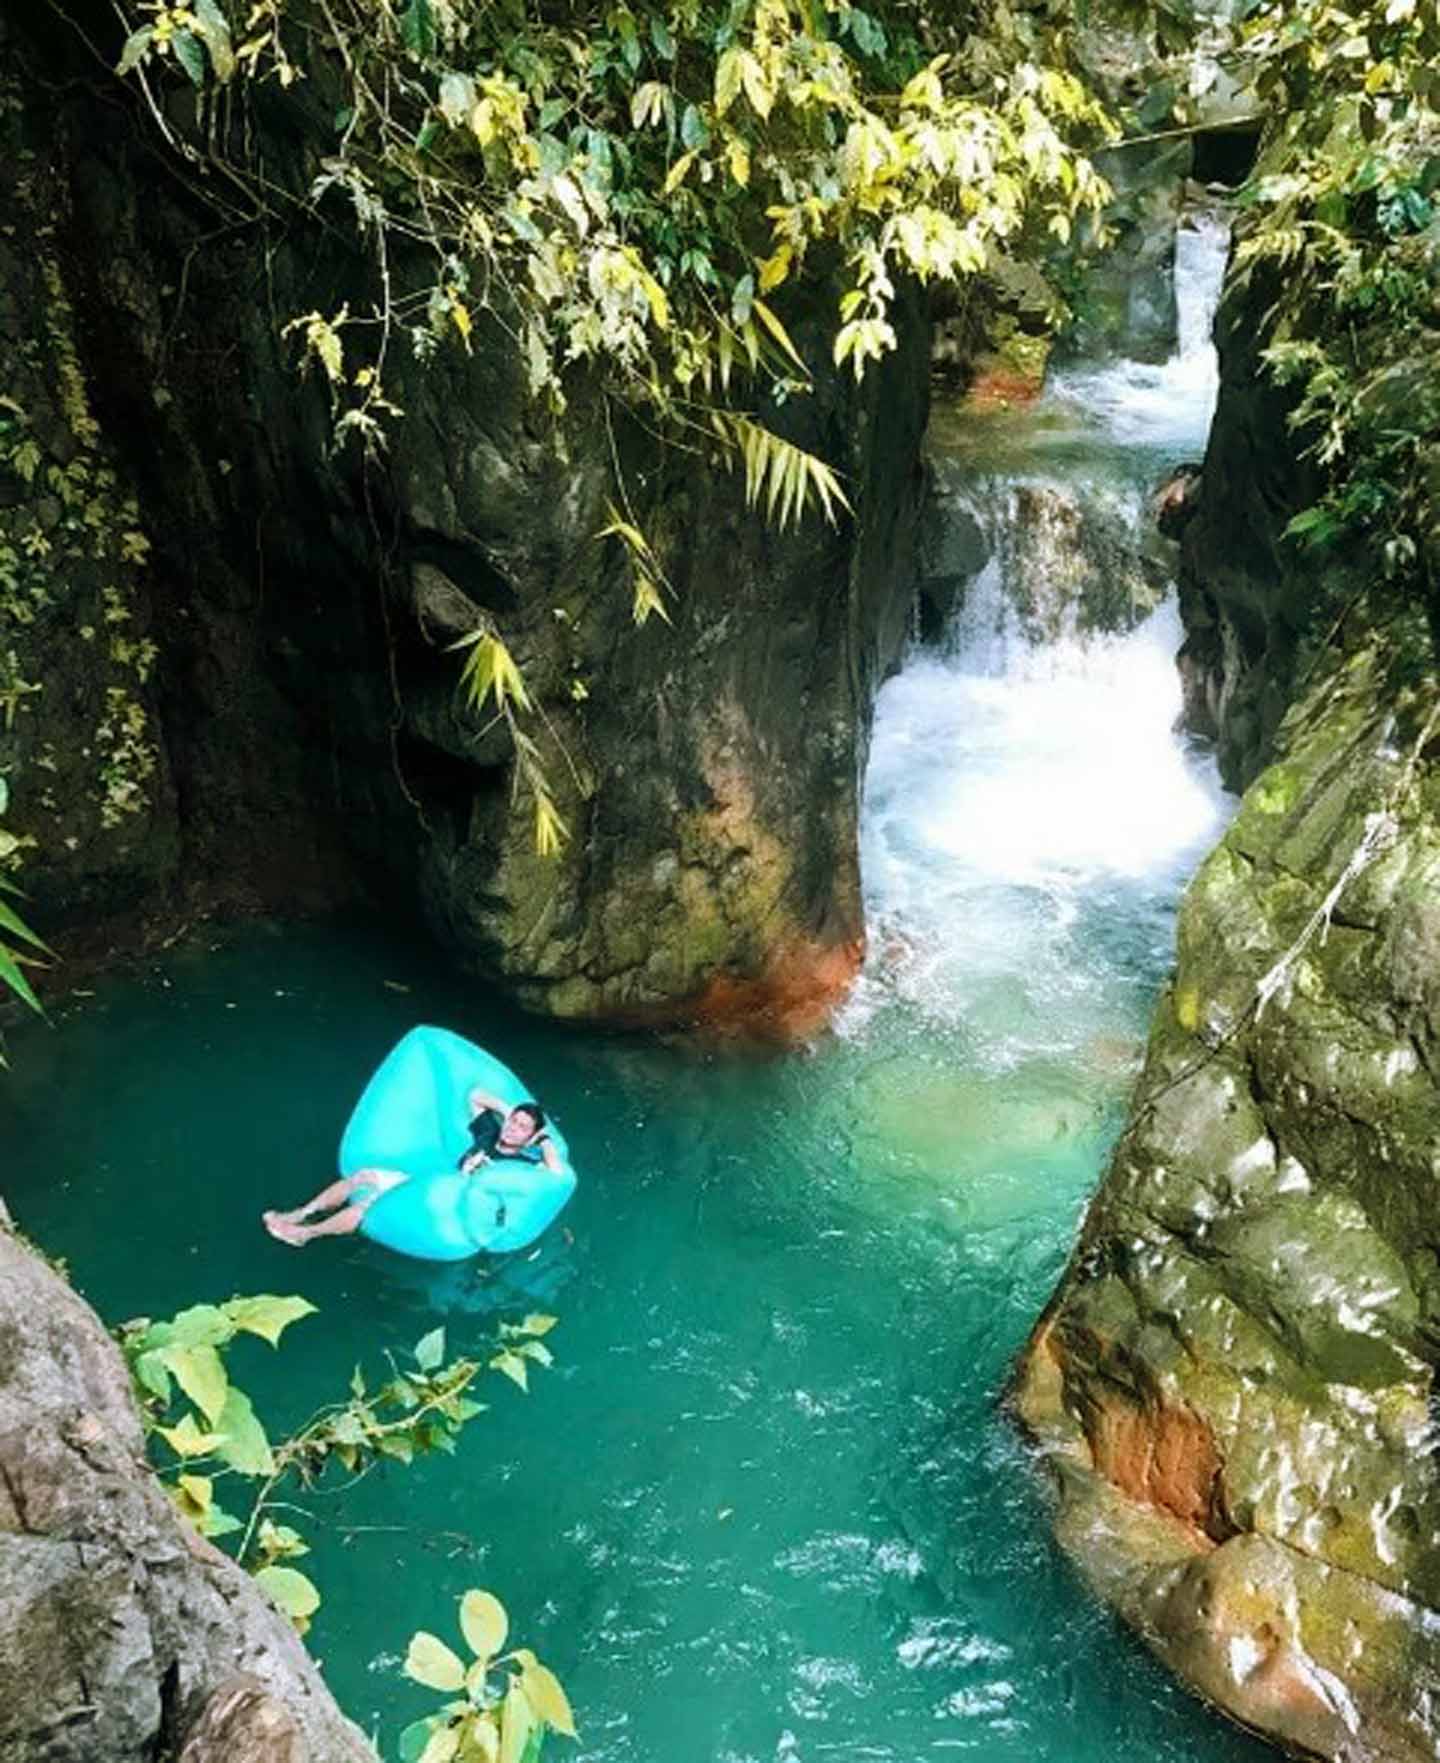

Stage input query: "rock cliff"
[
  {"left": 1, "top": 10, "right": 927, "bottom": 1035},
  {"left": 1015, "top": 221, "right": 1440, "bottom": 1756},
  {"left": 0, "top": 1201, "right": 374, "bottom": 1763}
]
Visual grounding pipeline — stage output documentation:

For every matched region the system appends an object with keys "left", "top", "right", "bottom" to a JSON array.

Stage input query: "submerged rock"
[{"left": 0, "top": 1206, "right": 373, "bottom": 1763}]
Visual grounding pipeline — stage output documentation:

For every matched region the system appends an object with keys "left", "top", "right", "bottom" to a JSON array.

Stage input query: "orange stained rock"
[
  {"left": 685, "top": 931, "right": 866, "bottom": 1043},
  {"left": 965, "top": 367, "right": 1045, "bottom": 409},
  {"left": 1079, "top": 1382, "right": 1232, "bottom": 1546}
]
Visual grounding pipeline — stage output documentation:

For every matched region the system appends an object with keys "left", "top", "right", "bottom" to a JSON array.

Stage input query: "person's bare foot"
[{"left": 263, "top": 1211, "right": 307, "bottom": 1246}]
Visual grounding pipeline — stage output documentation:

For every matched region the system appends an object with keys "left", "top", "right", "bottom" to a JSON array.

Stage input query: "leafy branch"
[
  {"left": 120, "top": 1295, "right": 559, "bottom": 1631},
  {"left": 401, "top": 1587, "right": 576, "bottom": 1763}
]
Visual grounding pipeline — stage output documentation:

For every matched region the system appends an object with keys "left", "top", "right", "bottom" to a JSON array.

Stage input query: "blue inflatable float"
[{"left": 339, "top": 1025, "right": 576, "bottom": 1261}]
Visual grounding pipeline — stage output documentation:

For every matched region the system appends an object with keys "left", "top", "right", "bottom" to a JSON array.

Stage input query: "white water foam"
[
  {"left": 1046, "top": 211, "right": 1231, "bottom": 455},
  {"left": 845, "top": 207, "right": 1234, "bottom": 1059}
]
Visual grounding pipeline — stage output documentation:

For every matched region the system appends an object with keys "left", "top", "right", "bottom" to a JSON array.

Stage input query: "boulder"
[
  {"left": 1015, "top": 631, "right": 1440, "bottom": 1760},
  {"left": 0, "top": 1208, "right": 374, "bottom": 1763}
]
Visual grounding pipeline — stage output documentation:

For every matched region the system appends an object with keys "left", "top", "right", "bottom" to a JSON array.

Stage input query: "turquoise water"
[
  {"left": 0, "top": 207, "right": 1276, "bottom": 1763},
  {"left": 3, "top": 891, "right": 1267, "bottom": 1763}
]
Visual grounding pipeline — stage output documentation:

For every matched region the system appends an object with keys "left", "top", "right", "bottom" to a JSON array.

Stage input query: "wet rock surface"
[
  {"left": 0, "top": 1204, "right": 373, "bottom": 1763},
  {"left": 1016, "top": 628, "right": 1440, "bottom": 1760}
]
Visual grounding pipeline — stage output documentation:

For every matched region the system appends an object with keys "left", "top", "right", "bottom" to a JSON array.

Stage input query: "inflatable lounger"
[{"left": 339, "top": 1025, "right": 575, "bottom": 1261}]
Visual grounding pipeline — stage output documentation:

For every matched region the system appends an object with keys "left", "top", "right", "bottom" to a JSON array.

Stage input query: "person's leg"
[
  {"left": 266, "top": 1174, "right": 368, "bottom": 1226},
  {"left": 264, "top": 1170, "right": 407, "bottom": 1245}
]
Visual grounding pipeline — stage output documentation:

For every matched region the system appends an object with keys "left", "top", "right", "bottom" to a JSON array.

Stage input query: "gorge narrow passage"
[{"left": 2, "top": 217, "right": 1274, "bottom": 1763}]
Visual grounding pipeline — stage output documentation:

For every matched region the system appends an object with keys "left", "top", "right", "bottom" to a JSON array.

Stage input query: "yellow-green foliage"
[
  {"left": 0, "top": 247, "right": 160, "bottom": 844},
  {"left": 1231, "top": 0, "right": 1440, "bottom": 581},
  {"left": 401, "top": 1587, "right": 576, "bottom": 1763},
  {"left": 122, "top": 1298, "right": 560, "bottom": 1637},
  {"left": 116, "top": 0, "right": 1121, "bottom": 460}
]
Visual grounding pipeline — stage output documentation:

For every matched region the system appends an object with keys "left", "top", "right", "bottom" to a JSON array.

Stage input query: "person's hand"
[{"left": 461, "top": 1152, "right": 489, "bottom": 1174}]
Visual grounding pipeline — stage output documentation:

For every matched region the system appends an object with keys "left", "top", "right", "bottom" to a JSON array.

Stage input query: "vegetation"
[
  {"left": 402, "top": 1588, "right": 576, "bottom": 1763},
  {"left": 120, "top": 1293, "right": 560, "bottom": 1633},
  {"left": 99, "top": 0, "right": 1143, "bottom": 844},
  {"left": 1228, "top": 0, "right": 1440, "bottom": 592}
]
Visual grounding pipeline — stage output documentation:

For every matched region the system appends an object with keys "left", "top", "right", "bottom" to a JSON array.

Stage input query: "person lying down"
[{"left": 263, "top": 1088, "right": 561, "bottom": 1247}]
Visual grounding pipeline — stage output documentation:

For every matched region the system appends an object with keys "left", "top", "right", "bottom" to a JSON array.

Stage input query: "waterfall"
[
  {"left": 1046, "top": 211, "right": 1231, "bottom": 455},
  {"left": 845, "top": 209, "right": 1234, "bottom": 1079}
]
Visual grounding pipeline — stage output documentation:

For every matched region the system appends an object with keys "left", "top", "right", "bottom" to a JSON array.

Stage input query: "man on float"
[{"left": 261, "top": 1093, "right": 560, "bottom": 1247}]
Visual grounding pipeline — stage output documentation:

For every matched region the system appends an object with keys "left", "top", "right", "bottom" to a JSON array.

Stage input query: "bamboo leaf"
[
  {"left": 715, "top": 47, "right": 744, "bottom": 115},
  {"left": 751, "top": 298, "right": 807, "bottom": 376},
  {"left": 0, "top": 943, "right": 42, "bottom": 1013},
  {"left": 663, "top": 150, "right": 697, "bottom": 194}
]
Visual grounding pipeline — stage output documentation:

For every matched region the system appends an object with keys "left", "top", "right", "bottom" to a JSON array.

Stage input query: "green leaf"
[
  {"left": 650, "top": 13, "right": 674, "bottom": 58},
  {"left": 680, "top": 103, "right": 708, "bottom": 151},
  {"left": 418, "top": 1723, "right": 462, "bottom": 1763},
  {"left": 439, "top": 71, "right": 476, "bottom": 126},
  {"left": 519, "top": 1314, "right": 558, "bottom": 1337},
  {"left": 157, "top": 1412, "right": 223, "bottom": 1457},
  {"left": 400, "top": 0, "right": 436, "bottom": 58},
  {"left": 212, "top": 1385, "right": 275, "bottom": 1476},
  {"left": 400, "top": 1719, "right": 442, "bottom": 1763},
  {"left": 715, "top": 46, "right": 744, "bottom": 115},
  {"left": 133, "top": 1348, "right": 173, "bottom": 1404},
  {"left": 254, "top": 1565, "right": 321, "bottom": 1623},
  {"left": 0, "top": 893, "right": 51, "bottom": 955},
  {"left": 415, "top": 1326, "right": 446, "bottom": 1372},
  {"left": 159, "top": 1344, "right": 229, "bottom": 1424},
  {"left": 498, "top": 1680, "right": 535, "bottom": 1763},
  {"left": 116, "top": 26, "right": 154, "bottom": 75},
  {"left": 168, "top": 1304, "right": 234, "bottom": 1348},
  {"left": 0, "top": 943, "right": 42, "bottom": 1014},
  {"left": 177, "top": 1471, "right": 213, "bottom": 1514},
  {"left": 489, "top": 1351, "right": 529, "bottom": 1392},
  {"left": 258, "top": 1519, "right": 310, "bottom": 1560},
  {"left": 192, "top": 0, "right": 235, "bottom": 81},
  {"left": 221, "top": 1294, "right": 318, "bottom": 1347},
  {"left": 172, "top": 29, "right": 206, "bottom": 87},
  {"left": 405, "top": 1632, "right": 468, "bottom": 1693},
  {"left": 460, "top": 1589, "right": 508, "bottom": 1661}
]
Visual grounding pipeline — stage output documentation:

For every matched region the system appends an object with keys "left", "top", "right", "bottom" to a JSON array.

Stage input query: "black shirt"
[{"left": 461, "top": 1108, "right": 549, "bottom": 1167}]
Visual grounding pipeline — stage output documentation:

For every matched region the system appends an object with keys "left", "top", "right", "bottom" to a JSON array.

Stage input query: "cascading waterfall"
[{"left": 849, "top": 212, "right": 1234, "bottom": 1108}]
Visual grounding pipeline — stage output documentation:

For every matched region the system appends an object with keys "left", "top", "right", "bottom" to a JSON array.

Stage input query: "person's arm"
[
  {"left": 540, "top": 1138, "right": 564, "bottom": 1175},
  {"left": 467, "top": 1085, "right": 507, "bottom": 1118}
]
